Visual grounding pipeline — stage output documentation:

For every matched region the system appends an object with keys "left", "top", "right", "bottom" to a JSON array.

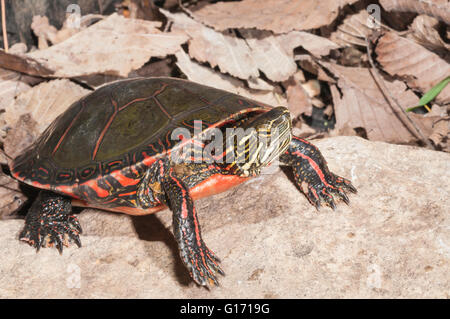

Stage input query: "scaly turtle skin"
[{"left": 10, "top": 77, "right": 356, "bottom": 287}]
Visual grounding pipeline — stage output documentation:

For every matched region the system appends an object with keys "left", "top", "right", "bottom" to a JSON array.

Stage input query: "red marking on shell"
[
  {"left": 53, "top": 100, "right": 87, "bottom": 156},
  {"left": 93, "top": 98, "right": 118, "bottom": 160}
]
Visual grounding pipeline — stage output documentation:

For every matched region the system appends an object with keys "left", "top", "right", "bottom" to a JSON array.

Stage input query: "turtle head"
[{"left": 228, "top": 106, "right": 292, "bottom": 177}]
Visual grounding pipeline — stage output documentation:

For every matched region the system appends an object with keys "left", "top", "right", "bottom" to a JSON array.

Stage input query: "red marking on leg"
[
  {"left": 112, "top": 171, "right": 140, "bottom": 187},
  {"left": 169, "top": 168, "right": 189, "bottom": 219},
  {"left": 53, "top": 100, "right": 87, "bottom": 155},
  {"left": 293, "top": 151, "right": 334, "bottom": 189}
]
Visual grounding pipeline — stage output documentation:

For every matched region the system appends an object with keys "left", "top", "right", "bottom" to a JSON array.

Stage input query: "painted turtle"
[{"left": 11, "top": 77, "right": 356, "bottom": 286}]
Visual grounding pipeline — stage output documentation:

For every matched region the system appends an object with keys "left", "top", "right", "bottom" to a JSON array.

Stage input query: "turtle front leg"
[
  {"left": 20, "top": 191, "right": 82, "bottom": 253},
  {"left": 160, "top": 163, "right": 224, "bottom": 287},
  {"left": 279, "top": 136, "right": 357, "bottom": 210}
]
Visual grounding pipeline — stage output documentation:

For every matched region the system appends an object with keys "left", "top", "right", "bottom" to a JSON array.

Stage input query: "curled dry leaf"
[
  {"left": 330, "top": 9, "right": 376, "bottom": 47},
  {"left": 27, "top": 13, "right": 188, "bottom": 78},
  {"left": 323, "top": 62, "right": 428, "bottom": 144},
  {"left": 162, "top": 10, "right": 259, "bottom": 80},
  {"left": 0, "top": 171, "right": 26, "bottom": 219},
  {"left": 175, "top": 50, "right": 286, "bottom": 107},
  {"left": 191, "top": 0, "right": 358, "bottom": 34},
  {"left": 1, "top": 79, "right": 90, "bottom": 157},
  {"left": 376, "top": 32, "right": 450, "bottom": 104},
  {"left": 379, "top": 0, "right": 450, "bottom": 24},
  {"left": 31, "top": 15, "right": 59, "bottom": 49},
  {"left": 408, "top": 15, "right": 450, "bottom": 55}
]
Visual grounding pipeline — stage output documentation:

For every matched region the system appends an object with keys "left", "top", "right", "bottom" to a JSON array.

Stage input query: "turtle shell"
[{"left": 11, "top": 77, "right": 272, "bottom": 199}]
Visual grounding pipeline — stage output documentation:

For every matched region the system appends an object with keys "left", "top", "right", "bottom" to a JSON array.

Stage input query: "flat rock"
[{"left": 0, "top": 136, "right": 449, "bottom": 298}]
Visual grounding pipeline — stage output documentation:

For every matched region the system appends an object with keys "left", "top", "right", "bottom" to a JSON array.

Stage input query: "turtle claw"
[
  {"left": 20, "top": 192, "right": 82, "bottom": 253},
  {"left": 304, "top": 173, "right": 356, "bottom": 210},
  {"left": 20, "top": 215, "right": 82, "bottom": 253},
  {"left": 182, "top": 242, "right": 224, "bottom": 287}
]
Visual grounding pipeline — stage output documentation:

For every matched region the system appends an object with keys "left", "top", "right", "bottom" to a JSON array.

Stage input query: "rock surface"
[{"left": 0, "top": 136, "right": 449, "bottom": 298}]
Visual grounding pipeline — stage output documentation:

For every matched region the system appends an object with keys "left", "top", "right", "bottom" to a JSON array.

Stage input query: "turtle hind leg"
[
  {"left": 280, "top": 136, "right": 357, "bottom": 210},
  {"left": 160, "top": 163, "right": 224, "bottom": 287},
  {"left": 20, "top": 190, "right": 82, "bottom": 253}
]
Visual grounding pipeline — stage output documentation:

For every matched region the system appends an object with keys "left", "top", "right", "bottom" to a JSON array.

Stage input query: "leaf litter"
[{"left": 0, "top": 0, "right": 449, "bottom": 217}]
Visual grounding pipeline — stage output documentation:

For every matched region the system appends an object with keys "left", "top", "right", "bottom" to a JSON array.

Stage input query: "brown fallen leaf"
[
  {"left": 175, "top": 50, "right": 286, "bottom": 107},
  {"left": 375, "top": 31, "right": 450, "bottom": 104},
  {"left": 0, "top": 69, "right": 31, "bottom": 113},
  {"left": 27, "top": 13, "right": 188, "bottom": 78},
  {"left": 426, "top": 105, "right": 448, "bottom": 149},
  {"left": 0, "top": 50, "right": 54, "bottom": 77},
  {"left": 379, "top": 0, "right": 450, "bottom": 24},
  {"left": 408, "top": 15, "right": 450, "bottom": 55},
  {"left": 239, "top": 29, "right": 297, "bottom": 82},
  {"left": 31, "top": 14, "right": 104, "bottom": 49},
  {"left": 1, "top": 79, "right": 90, "bottom": 155},
  {"left": 3, "top": 114, "right": 39, "bottom": 161},
  {"left": 31, "top": 15, "right": 58, "bottom": 49},
  {"left": 282, "top": 72, "right": 313, "bottom": 119},
  {"left": 0, "top": 170, "right": 26, "bottom": 219},
  {"left": 163, "top": 9, "right": 337, "bottom": 82},
  {"left": 295, "top": 54, "right": 336, "bottom": 83},
  {"left": 323, "top": 62, "right": 430, "bottom": 144},
  {"left": 330, "top": 9, "right": 376, "bottom": 47},
  {"left": 162, "top": 10, "right": 259, "bottom": 80},
  {"left": 191, "top": 0, "right": 358, "bottom": 34},
  {"left": 240, "top": 29, "right": 339, "bottom": 82}
]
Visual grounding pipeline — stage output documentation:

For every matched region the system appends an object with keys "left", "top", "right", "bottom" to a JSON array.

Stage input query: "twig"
[
  {"left": 364, "top": 36, "right": 435, "bottom": 150},
  {"left": 1, "top": 0, "right": 8, "bottom": 52}
]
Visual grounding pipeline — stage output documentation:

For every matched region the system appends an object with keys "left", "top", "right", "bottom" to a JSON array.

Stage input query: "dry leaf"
[
  {"left": 379, "top": 0, "right": 450, "bottom": 24},
  {"left": 376, "top": 32, "right": 450, "bottom": 104},
  {"left": 191, "top": 0, "right": 358, "bottom": 34},
  {"left": 175, "top": 50, "right": 286, "bottom": 107},
  {"left": 247, "top": 78, "right": 276, "bottom": 91},
  {"left": 323, "top": 62, "right": 428, "bottom": 144},
  {"left": 276, "top": 31, "right": 340, "bottom": 57},
  {"left": 426, "top": 105, "right": 448, "bottom": 149},
  {"left": 330, "top": 9, "right": 376, "bottom": 47},
  {"left": 295, "top": 54, "right": 336, "bottom": 83},
  {"left": 239, "top": 29, "right": 297, "bottom": 82},
  {"left": 163, "top": 10, "right": 337, "bottom": 82},
  {"left": 1, "top": 79, "right": 90, "bottom": 156},
  {"left": 27, "top": 13, "right": 188, "bottom": 78},
  {"left": 282, "top": 73, "right": 313, "bottom": 118},
  {"left": 162, "top": 10, "right": 259, "bottom": 80},
  {"left": 0, "top": 50, "right": 54, "bottom": 77},
  {"left": 31, "top": 14, "right": 102, "bottom": 48},
  {"left": 0, "top": 171, "right": 26, "bottom": 219},
  {"left": 240, "top": 29, "right": 338, "bottom": 82},
  {"left": 0, "top": 69, "right": 31, "bottom": 112},
  {"left": 408, "top": 15, "right": 450, "bottom": 55},
  {"left": 31, "top": 15, "right": 59, "bottom": 49}
]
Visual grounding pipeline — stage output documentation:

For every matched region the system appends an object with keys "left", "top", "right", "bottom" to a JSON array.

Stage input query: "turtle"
[{"left": 10, "top": 77, "right": 356, "bottom": 287}]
